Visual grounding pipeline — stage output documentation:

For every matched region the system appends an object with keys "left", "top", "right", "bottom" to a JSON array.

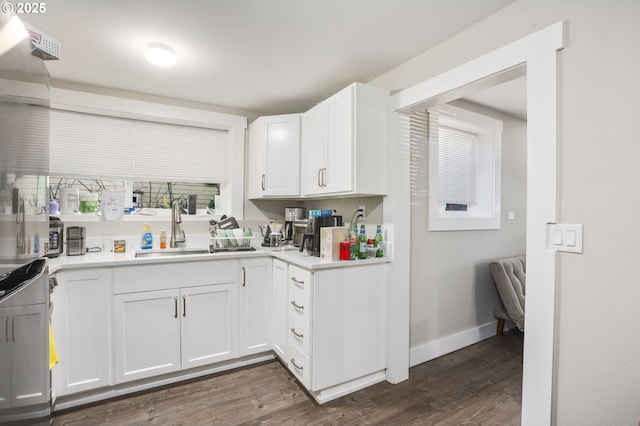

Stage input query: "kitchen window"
[
  {"left": 427, "top": 105, "right": 502, "bottom": 231},
  {"left": 48, "top": 177, "right": 221, "bottom": 211}
]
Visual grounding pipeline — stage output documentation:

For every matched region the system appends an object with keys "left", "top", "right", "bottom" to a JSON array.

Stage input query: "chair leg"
[{"left": 496, "top": 318, "right": 505, "bottom": 337}]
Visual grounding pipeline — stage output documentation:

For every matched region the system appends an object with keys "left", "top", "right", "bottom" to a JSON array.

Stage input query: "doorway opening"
[{"left": 387, "top": 21, "right": 564, "bottom": 425}]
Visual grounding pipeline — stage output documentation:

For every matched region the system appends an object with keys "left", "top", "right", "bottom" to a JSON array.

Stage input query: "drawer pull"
[
  {"left": 290, "top": 358, "right": 304, "bottom": 371},
  {"left": 290, "top": 300, "right": 304, "bottom": 310},
  {"left": 174, "top": 296, "right": 178, "bottom": 318},
  {"left": 290, "top": 276, "right": 305, "bottom": 287},
  {"left": 290, "top": 327, "right": 304, "bottom": 339},
  {"left": 183, "top": 295, "right": 187, "bottom": 317}
]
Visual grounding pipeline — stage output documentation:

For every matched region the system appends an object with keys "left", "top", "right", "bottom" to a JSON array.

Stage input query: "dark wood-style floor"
[{"left": 52, "top": 331, "right": 523, "bottom": 425}]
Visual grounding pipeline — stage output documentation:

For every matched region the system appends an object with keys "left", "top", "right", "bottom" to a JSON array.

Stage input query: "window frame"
[{"left": 428, "top": 104, "right": 502, "bottom": 231}]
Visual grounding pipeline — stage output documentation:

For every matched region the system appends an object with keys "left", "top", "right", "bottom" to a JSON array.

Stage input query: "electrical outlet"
[{"left": 359, "top": 205, "right": 366, "bottom": 220}]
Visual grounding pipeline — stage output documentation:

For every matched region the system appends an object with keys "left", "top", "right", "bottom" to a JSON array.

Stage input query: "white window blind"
[
  {"left": 1, "top": 103, "right": 49, "bottom": 175},
  {"left": 50, "top": 110, "right": 135, "bottom": 178},
  {"left": 134, "top": 120, "right": 229, "bottom": 182},
  {"left": 50, "top": 110, "right": 230, "bottom": 182},
  {"left": 437, "top": 123, "right": 478, "bottom": 206}
]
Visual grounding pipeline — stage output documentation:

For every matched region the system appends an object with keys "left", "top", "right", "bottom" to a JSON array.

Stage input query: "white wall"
[{"left": 370, "top": 0, "right": 640, "bottom": 423}]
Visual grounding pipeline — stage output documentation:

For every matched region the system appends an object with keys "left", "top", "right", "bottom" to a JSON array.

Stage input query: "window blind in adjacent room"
[{"left": 436, "top": 123, "right": 478, "bottom": 206}]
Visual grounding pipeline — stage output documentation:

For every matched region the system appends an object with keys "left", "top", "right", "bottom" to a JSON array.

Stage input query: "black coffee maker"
[{"left": 299, "top": 215, "right": 343, "bottom": 256}]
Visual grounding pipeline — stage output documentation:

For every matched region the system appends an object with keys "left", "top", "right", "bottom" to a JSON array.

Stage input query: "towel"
[{"left": 49, "top": 323, "right": 59, "bottom": 370}]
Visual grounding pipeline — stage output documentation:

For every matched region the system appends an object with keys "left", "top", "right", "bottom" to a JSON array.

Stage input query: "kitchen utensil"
[{"left": 269, "top": 232, "right": 282, "bottom": 251}]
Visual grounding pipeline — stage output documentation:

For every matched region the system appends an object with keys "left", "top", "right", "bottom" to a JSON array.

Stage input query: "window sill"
[{"left": 52, "top": 212, "right": 223, "bottom": 223}]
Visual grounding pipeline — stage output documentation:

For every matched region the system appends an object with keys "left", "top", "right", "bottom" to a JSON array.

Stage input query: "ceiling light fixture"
[{"left": 145, "top": 43, "right": 176, "bottom": 67}]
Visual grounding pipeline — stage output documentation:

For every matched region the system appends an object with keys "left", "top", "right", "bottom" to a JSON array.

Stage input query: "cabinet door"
[
  {"left": 324, "top": 85, "right": 353, "bottom": 193},
  {"left": 302, "top": 103, "right": 327, "bottom": 195},
  {"left": 181, "top": 283, "right": 237, "bottom": 369},
  {"left": 238, "top": 259, "right": 272, "bottom": 356},
  {"left": 114, "top": 289, "right": 181, "bottom": 383},
  {"left": 247, "top": 117, "right": 267, "bottom": 199},
  {"left": 248, "top": 114, "right": 301, "bottom": 198},
  {"left": 52, "top": 268, "right": 112, "bottom": 396},
  {"left": 8, "top": 304, "right": 48, "bottom": 407},
  {"left": 272, "top": 259, "right": 288, "bottom": 361},
  {"left": 311, "top": 265, "right": 387, "bottom": 392},
  {"left": 0, "top": 309, "right": 11, "bottom": 409}
]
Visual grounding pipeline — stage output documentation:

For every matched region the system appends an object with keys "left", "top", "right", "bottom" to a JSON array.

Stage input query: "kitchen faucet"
[
  {"left": 16, "top": 196, "right": 26, "bottom": 254},
  {"left": 170, "top": 200, "right": 186, "bottom": 248}
]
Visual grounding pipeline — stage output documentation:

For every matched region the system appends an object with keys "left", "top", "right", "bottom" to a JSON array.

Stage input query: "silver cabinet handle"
[
  {"left": 174, "top": 296, "right": 178, "bottom": 318},
  {"left": 261, "top": 174, "right": 266, "bottom": 191},
  {"left": 317, "top": 168, "right": 322, "bottom": 187},
  {"left": 290, "top": 327, "right": 304, "bottom": 339},
  {"left": 290, "top": 276, "right": 304, "bottom": 287},
  {"left": 322, "top": 168, "right": 327, "bottom": 187},
  {"left": 11, "top": 316, "right": 15, "bottom": 342},
  {"left": 290, "top": 358, "right": 304, "bottom": 371},
  {"left": 242, "top": 266, "right": 246, "bottom": 287},
  {"left": 290, "top": 300, "right": 304, "bottom": 310},
  {"left": 183, "top": 295, "right": 187, "bottom": 317}
]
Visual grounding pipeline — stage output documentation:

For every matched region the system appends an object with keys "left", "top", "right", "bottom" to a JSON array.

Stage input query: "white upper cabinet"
[
  {"left": 248, "top": 114, "right": 301, "bottom": 199},
  {"left": 301, "top": 82, "right": 389, "bottom": 197}
]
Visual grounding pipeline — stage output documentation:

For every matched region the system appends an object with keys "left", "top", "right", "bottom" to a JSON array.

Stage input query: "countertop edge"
[{"left": 48, "top": 247, "right": 391, "bottom": 274}]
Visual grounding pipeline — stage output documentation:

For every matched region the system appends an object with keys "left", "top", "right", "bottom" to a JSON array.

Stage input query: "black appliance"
[
  {"left": 299, "top": 215, "right": 343, "bottom": 256},
  {"left": 46, "top": 216, "right": 64, "bottom": 258},
  {"left": 284, "top": 207, "right": 306, "bottom": 244}
]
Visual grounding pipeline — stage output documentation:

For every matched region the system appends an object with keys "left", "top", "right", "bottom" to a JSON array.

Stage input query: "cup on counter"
[
  {"left": 114, "top": 240, "right": 126, "bottom": 253},
  {"left": 269, "top": 232, "right": 282, "bottom": 251},
  {"left": 102, "top": 234, "right": 113, "bottom": 253}
]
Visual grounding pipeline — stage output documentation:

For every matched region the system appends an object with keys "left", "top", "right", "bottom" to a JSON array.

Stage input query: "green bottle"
[
  {"left": 374, "top": 225, "right": 383, "bottom": 257},
  {"left": 358, "top": 224, "right": 367, "bottom": 259}
]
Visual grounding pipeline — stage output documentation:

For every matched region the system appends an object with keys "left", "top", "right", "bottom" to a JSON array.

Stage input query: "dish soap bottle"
[
  {"left": 160, "top": 228, "right": 167, "bottom": 249},
  {"left": 141, "top": 223, "right": 153, "bottom": 250},
  {"left": 34, "top": 224, "right": 40, "bottom": 254}
]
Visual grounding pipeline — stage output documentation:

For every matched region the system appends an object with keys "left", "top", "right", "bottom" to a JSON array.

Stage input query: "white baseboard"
[{"left": 409, "top": 320, "right": 510, "bottom": 367}]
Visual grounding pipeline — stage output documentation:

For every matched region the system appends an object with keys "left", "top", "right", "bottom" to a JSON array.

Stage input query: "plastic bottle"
[
  {"left": 160, "top": 228, "right": 167, "bottom": 249},
  {"left": 34, "top": 225, "right": 40, "bottom": 254},
  {"left": 141, "top": 223, "right": 153, "bottom": 250},
  {"left": 374, "top": 225, "right": 383, "bottom": 257},
  {"left": 357, "top": 225, "right": 367, "bottom": 259}
]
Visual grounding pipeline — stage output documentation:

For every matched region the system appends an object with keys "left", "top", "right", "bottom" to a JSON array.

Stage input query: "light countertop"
[{"left": 48, "top": 245, "right": 390, "bottom": 274}]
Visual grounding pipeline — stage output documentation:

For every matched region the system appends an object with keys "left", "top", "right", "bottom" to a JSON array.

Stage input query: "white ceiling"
[{"left": 22, "top": 0, "right": 520, "bottom": 116}]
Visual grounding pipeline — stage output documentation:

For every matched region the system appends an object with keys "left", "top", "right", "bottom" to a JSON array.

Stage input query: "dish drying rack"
[{"left": 209, "top": 236, "right": 255, "bottom": 252}]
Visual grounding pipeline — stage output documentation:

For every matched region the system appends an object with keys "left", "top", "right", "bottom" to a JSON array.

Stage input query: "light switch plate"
[{"left": 547, "top": 223, "right": 583, "bottom": 253}]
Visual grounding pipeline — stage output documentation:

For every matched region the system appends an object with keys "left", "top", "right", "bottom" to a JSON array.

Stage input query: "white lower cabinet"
[
  {"left": 181, "top": 284, "right": 237, "bottom": 368},
  {"left": 277, "top": 262, "right": 387, "bottom": 397},
  {"left": 0, "top": 304, "right": 48, "bottom": 409},
  {"left": 51, "top": 268, "right": 112, "bottom": 397},
  {"left": 114, "top": 289, "right": 182, "bottom": 382},
  {"left": 113, "top": 260, "right": 238, "bottom": 384},
  {"left": 238, "top": 258, "right": 272, "bottom": 356}
]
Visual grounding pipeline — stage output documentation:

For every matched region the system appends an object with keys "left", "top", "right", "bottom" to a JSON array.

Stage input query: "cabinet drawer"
[
  {"left": 288, "top": 344, "right": 311, "bottom": 389},
  {"left": 288, "top": 312, "right": 311, "bottom": 355},
  {"left": 288, "top": 265, "right": 312, "bottom": 298},
  {"left": 288, "top": 290, "right": 311, "bottom": 323},
  {"left": 114, "top": 260, "right": 237, "bottom": 294}
]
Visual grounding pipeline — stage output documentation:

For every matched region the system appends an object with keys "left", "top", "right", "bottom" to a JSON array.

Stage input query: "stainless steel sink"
[{"left": 134, "top": 247, "right": 211, "bottom": 258}]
